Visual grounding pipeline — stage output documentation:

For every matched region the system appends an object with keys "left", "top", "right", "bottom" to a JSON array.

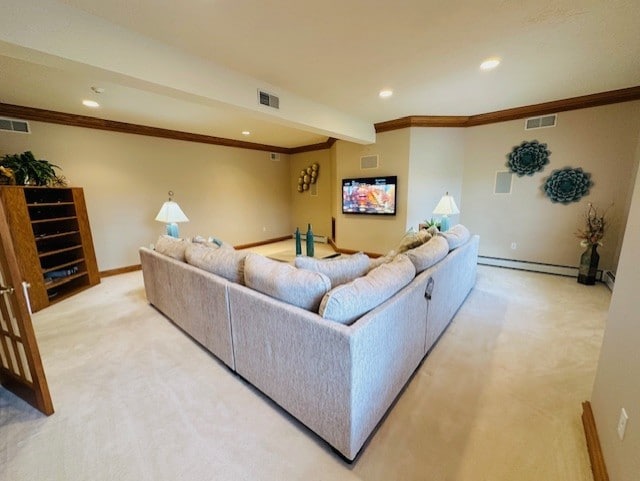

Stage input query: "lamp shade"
[
  {"left": 155, "top": 201, "right": 189, "bottom": 223},
  {"left": 433, "top": 193, "right": 460, "bottom": 216}
]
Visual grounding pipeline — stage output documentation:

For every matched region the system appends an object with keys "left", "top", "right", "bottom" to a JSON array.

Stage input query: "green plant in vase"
[{"left": 0, "top": 151, "right": 61, "bottom": 186}]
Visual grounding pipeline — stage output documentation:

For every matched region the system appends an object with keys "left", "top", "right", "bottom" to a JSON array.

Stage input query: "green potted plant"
[{"left": 0, "top": 151, "right": 61, "bottom": 186}]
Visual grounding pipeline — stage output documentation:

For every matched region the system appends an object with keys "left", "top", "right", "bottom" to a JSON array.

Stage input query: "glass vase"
[{"left": 577, "top": 243, "right": 599, "bottom": 285}]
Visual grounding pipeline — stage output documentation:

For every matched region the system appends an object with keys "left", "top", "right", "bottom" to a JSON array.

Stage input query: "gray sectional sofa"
[{"left": 139, "top": 229, "right": 479, "bottom": 461}]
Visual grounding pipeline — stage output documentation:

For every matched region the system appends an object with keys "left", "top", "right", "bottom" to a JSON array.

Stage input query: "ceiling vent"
[
  {"left": 525, "top": 114, "right": 557, "bottom": 130},
  {"left": 360, "top": 155, "right": 379, "bottom": 170},
  {"left": 258, "top": 89, "right": 279, "bottom": 109},
  {"left": 0, "top": 117, "right": 30, "bottom": 134}
]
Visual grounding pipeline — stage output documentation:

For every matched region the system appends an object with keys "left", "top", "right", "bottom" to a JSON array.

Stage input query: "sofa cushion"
[
  {"left": 155, "top": 235, "right": 189, "bottom": 261},
  {"left": 185, "top": 242, "right": 247, "bottom": 284},
  {"left": 319, "top": 254, "right": 416, "bottom": 325},
  {"left": 244, "top": 253, "right": 331, "bottom": 311},
  {"left": 438, "top": 224, "right": 471, "bottom": 250},
  {"left": 294, "top": 253, "right": 369, "bottom": 287},
  {"left": 405, "top": 236, "right": 449, "bottom": 273}
]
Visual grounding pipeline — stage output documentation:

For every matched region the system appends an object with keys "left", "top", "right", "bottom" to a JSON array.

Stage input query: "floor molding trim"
[
  {"left": 582, "top": 401, "right": 610, "bottom": 481},
  {"left": 478, "top": 255, "right": 604, "bottom": 280},
  {"left": 100, "top": 264, "right": 141, "bottom": 277}
]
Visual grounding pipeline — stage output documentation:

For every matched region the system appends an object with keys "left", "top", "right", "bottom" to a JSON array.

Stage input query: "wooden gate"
[{"left": 0, "top": 197, "right": 53, "bottom": 415}]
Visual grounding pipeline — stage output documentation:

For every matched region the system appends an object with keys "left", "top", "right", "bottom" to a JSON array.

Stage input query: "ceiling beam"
[{"left": 0, "top": 0, "right": 376, "bottom": 145}]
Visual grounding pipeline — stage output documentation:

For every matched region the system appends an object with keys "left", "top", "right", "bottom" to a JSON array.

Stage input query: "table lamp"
[
  {"left": 433, "top": 192, "right": 460, "bottom": 232},
  {"left": 155, "top": 190, "right": 189, "bottom": 237}
]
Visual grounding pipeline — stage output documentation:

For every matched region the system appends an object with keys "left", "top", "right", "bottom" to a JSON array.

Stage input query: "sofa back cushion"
[
  {"left": 155, "top": 235, "right": 189, "bottom": 261},
  {"left": 438, "top": 224, "right": 471, "bottom": 250},
  {"left": 319, "top": 254, "right": 416, "bottom": 325},
  {"left": 294, "top": 252, "right": 369, "bottom": 287},
  {"left": 185, "top": 243, "right": 247, "bottom": 284},
  {"left": 244, "top": 253, "right": 331, "bottom": 311},
  {"left": 405, "top": 236, "right": 449, "bottom": 273}
]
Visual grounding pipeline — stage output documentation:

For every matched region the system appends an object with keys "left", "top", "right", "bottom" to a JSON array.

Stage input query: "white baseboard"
[{"left": 478, "top": 256, "right": 604, "bottom": 281}]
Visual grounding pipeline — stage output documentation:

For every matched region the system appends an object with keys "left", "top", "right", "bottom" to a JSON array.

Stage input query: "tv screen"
[{"left": 342, "top": 176, "right": 397, "bottom": 215}]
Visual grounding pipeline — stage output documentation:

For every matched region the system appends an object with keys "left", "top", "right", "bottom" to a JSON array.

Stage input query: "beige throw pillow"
[
  {"left": 405, "top": 235, "right": 449, "bottom": 273},
  {"left": 294, "top": 252, "right": 369, "bottom": 287},
  {"left": 244, "top": 253, "right": 331, "bottom": 311},
  {"left": 155, "top": 235, "right": 189, "bottom": 262},
  {"left": 319, "top": 254, "right": 416, "bottom": 325},
  {"left": 438, "top": 224, "right": 471, "bottom": 250},
  {"left": 185, "top": 242, "right": 247, "bottom": 284}
]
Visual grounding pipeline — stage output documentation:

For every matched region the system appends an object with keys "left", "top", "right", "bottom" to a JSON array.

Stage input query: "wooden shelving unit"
[{"left": 0, "top": 186, "right": 100, "bottom": 312}]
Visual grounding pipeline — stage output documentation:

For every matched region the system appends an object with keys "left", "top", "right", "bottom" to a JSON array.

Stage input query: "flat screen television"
[{"left": 342, "top": 176, "right": 397, "bottom": 215}]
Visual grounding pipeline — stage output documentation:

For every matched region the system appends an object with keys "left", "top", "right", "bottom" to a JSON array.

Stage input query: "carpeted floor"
[{"left": 0, "top": 265, "right": 610, "bottom": 480}]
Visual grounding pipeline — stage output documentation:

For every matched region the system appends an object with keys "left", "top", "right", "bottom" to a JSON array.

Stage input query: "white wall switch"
[{"left": 617, "top": 407, "right": 629, "bottom": 440}]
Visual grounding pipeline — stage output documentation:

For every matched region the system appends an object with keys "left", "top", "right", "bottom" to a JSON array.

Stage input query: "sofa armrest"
[{"left": 139, "top": 247, "right": 235, "bottom": 369}]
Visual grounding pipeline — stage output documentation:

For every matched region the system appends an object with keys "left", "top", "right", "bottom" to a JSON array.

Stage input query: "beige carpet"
[{"left": 0, "top": 265, "right": 610, "bottom": 480}]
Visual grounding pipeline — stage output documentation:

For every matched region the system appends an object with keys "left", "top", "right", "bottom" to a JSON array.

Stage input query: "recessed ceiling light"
[
  {"left": 379, "top": 89, "right": 393, "bottom": 98},
  {"left": 480, "top": 58, "right": 501, "bottom": 71},
  {"left": 82, "top": 99, "right": 100, "bottom": 108},
  {"left": 241, "top": 131, "right": 251, "bottom": 136},
  {"left": 90, "top": 86, "right": 105, "bottom": 94}
]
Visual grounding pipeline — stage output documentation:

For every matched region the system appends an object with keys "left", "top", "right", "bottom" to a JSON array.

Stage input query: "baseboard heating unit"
[{"left": 478, "top": 256, "right": 604, "bottom": 281}]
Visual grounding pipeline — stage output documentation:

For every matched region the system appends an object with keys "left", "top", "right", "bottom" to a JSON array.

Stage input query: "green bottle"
[
  {"left": 295, "top": 227, "right": 302, "bottom": 256},
  {"left": 306, "top": 223, "right": 314, "bottom": 257}
]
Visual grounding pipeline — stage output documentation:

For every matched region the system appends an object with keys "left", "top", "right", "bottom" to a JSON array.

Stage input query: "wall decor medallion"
[
  {"left": 543, "top": 167, "right": 593, "bottom": 204},
  {"left": 297, "top": 163, "right": 319, "bottom": 193},
  {"left": 506, "top": 140, "right": 551, "bottom": 176}
]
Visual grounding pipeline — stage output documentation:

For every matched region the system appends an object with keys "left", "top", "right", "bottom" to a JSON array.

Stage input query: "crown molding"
[
  {"left": 287, "top": 137, "right": 337, "bottom": 154},
  {"left": 2, "top": 85, "right": 639, "bottom": 154},
  {"left": 0, "top": 103, "right": 291, "bottom": 154},
  {"left": 375, "top": 85, "right": 640, "bottom": 132}
]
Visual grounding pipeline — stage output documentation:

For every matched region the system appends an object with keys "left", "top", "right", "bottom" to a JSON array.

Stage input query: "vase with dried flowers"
[{"left": 575, "top": 203, "right": 608, "bottom": 285}]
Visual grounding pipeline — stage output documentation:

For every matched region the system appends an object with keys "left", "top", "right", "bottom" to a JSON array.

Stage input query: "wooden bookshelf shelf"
[{"left": 0, "top": 186, "right": 100, "bottom": 312}]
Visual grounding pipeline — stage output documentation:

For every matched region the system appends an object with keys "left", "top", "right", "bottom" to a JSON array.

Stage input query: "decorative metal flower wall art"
[
  {"left": 543, "top": 167, "right": 593, "bottom": 204},
  {"left": 297, "top": 163, "right": 319, "bottom": 193},
  {"left": 506, "top": 140, "right": 551, "bottom": 176}
]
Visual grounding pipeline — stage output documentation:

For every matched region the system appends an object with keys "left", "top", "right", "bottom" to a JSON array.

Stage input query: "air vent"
[
  {"left": 258, "top": 89, "right": 279, "bottom": 109},
  {"left": 525, "top": 114, "right": 557, "bottom": 130},
  {"left": 269, "top": 152, "right": 280, "bottom": 161},
  {"left": 360, "top": 155, "right": 379, "bottom": 170},
  {"left": 0, "top": 117, "right": 30, "bottom": 134}
]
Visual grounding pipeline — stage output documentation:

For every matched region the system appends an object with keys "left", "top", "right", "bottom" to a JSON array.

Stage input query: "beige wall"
[
  {"left": 591, "top": 130, "right": 640, "bottom": 480},
  {"left": 407, "top": 127, "right": 465, "bottom": 230},
  {"left": 461, "top": 102, "right": 640, "bottom": 271},
  {"left": 0, "top": 122, "right": 292, "bottom": 271},
  {"left": 333, "top": 130, "right": 410, "bottom": 254},
  {"left": 289, "top": 149, "right": 332, "bottom": 238}
]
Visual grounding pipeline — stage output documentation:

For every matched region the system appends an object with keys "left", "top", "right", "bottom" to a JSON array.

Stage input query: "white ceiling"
[{"left": 1, "top": 0, "right": 639, "bottom": 148}]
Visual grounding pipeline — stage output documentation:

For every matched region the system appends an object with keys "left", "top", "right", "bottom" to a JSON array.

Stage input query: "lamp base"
[
  {"left": 166, "top": 223, "right": 180, "bottom": 238},
  {"left": 440, "top": 216, "right": 450, "bottom": 232}
]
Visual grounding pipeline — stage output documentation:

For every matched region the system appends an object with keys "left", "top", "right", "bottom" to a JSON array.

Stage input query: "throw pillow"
[
  {"left": 438, "top": 224, "right": 471, "bottom": 250},
  {"left": 405, "top": 236, "right": 449, "bottom": 273},
  {"left": 367, "top": 253, "right": 394, "bottom": 272},
  {"left": 185, "top": 242, "right": 248, "bottom": 284},
  {"left": 294, "top": 252, "right": 369, "bottom": 287},
  {"left": 244, "top": 253, "right": 331, "bottom": 311},
  {"left": 397, "top": 229, "right": 432, "bottom": 253},
  {"left": 155, "top": 235, "right": 189, "bottom": 262},
  {"left": 319, "top": 254, "right": 416, "bottom": 325}
]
